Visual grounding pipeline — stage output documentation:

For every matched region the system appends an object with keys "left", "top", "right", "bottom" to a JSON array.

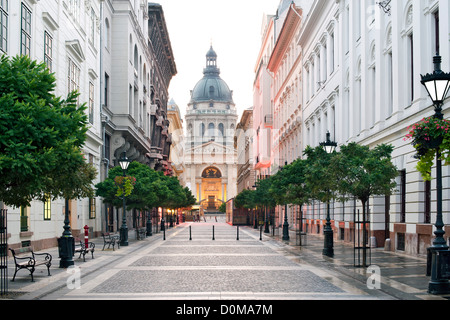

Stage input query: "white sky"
[{"left": 156, "top": 0, "right": 281, "bottom": 120}]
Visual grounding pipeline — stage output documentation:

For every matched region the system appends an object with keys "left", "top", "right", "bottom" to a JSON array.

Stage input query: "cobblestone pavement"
[{"left": 3, "top": 215, "right": 449, "bottom": 302}]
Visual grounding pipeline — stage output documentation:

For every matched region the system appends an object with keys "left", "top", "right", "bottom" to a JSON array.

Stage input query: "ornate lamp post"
[
  {"left": 420, "top": 54, "right": 450, "bottom": 294},
  {"left": 320, "top": 132, "right": 337, "bottom": 257},
  {"left": 119, "top": 152, "right": 130, "bottom": 246},
  {"left": 59, "top": 198, "right": 75, "bottom": 268},
  {"left": 281, "top": 162, "right": 290, "bottom": 241}
]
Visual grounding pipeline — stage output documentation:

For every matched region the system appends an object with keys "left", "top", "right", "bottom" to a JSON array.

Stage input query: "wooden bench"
[
  {"left": 136, "top": 228, "right": 146, "bottom": 240},
  {"left": 9, "top": 247, "right": 52, "bottom": 282},
  {"left": 74, "top": 240, "right": 95, "bottom": 262}
]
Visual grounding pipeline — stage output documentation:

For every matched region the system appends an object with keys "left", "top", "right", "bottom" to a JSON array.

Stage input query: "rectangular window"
[
  {"left": 69, "top": 0, "right": 80, "bottom": 23},
  {"left": 400, "top": 170, "right": 406, "bottom": 223},
  {"left": 68, "top": 58, "right": 80, "bottom": 98},
  {"left": 104, "top": 73, "right": 109, "bottom": 107},
  {"left": 44, "top": 31, "right": 52, "bottom": 72},
  {"left": 433, "top": 10, "right": 440, "bottom": 55},
  {"left": 0, "top": 0, "right": 8, "bottom": 53},
  {"left": 408, "top": 33, "right": 414, "bottom": 103},
  {"left": 21, "top": 3, "right": 31, "bottom": 56},
  {"left": 90, "top": 8, "right": 95, "bottom": 45},
  {"left": 44, "top": 195, "right": 51, "bottom": 220},
  {"left": 424, "top": 180, "right": 431, "bottom": 224},
  {"left": 89, "top": 82, "right": 94, "bottom": 124},
  {"left": 387, "top": 51, "right": 393, "bottom": 116},
  {"left": 397, "top": 233, "right": 405, "bottom": 251},
  {"left": 89, "top": 198, "right": 96, "bottom": 219},
  {"left": 20, "top": 207, "right": 28, "bottom": 232}
]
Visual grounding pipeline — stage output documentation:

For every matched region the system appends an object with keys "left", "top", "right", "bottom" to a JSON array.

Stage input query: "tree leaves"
[
  {"left": 95, "top": 162, "right": 195, "bottom": 211},
  {"left": 0, "top": 55, "right": 94, "bottom": 207},
  {"left": 234, "top": 142, "right": 398, "bottom": 211}
]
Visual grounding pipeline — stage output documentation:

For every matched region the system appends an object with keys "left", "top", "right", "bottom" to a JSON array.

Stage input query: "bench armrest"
[
  {"left": 14, "top": 256, "right": 35, "bottom": 266},
  {"left": 34, "top": 252, "right": 52, "bottom": 262}
]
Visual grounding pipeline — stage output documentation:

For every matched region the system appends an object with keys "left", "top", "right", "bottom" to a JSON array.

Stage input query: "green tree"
[
  {"left": 332, "top": 143, "right": 398, "bottom": 265},
  {"left": 96, "top": 162, "right": 168, "bottom": 212},
  {"left": 333, "top": 143, "right": 398, "bottom": 207},
  {"left": 303, "top": 145, "right": 339, "bottom": 205},
  {"left": 235, "top": 189, "right": 257, "bottom": 211},
  {"left": 218, "top": 202, "right": 226, "bottom": 213},
  {"left": 0, "top": 55, "right": 94, "bottom": 207}
]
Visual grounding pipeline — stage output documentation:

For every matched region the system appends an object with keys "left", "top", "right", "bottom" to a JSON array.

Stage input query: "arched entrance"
[{"left": 200, "top": 167, "right": 225, "bottom": 213}]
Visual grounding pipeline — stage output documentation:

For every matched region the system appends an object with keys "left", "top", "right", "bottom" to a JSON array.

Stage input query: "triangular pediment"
[
  {"left": 66, "top": 40, "right": 85, "bottom": 63},
  {"left": 190, "top": 141, "right": 235, "bottom": 155}
]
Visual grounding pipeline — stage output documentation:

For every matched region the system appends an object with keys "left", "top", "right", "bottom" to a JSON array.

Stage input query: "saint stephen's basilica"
[{"left": 183, "top": 47, "right": 238, "bottom": 213}]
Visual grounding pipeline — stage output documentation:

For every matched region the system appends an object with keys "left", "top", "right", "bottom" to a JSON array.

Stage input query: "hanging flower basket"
[
  {"left": 114, "top": 175, "right": 136, "bottom": 197},
  {"left": 404, "top": 116, "right": 450, "bottom": 181}
]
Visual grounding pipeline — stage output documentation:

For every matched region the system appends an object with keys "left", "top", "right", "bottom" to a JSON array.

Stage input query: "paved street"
[{"left": 3, "top": 216, "right": 449, "bottom": 302}]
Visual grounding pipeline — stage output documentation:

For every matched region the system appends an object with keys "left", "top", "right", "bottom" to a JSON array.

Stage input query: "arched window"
[
  {"left": 200, "top": 123, "right": 205, "bottom": 136},
  {"left": 134, "top": 45, "right": 138, "bottom": 68},
  {"left": 218, "top": 123, "right": 224, "bottom": 137},
  {"left": 208, "top": 123, "right": 215, "bottom": 136},
  {"left": 105, "top": 18, "right": 110, "bottom": 49}
]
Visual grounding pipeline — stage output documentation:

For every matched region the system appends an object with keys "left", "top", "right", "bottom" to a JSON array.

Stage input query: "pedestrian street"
[{"left": 24, "top": 217, "right": 397, "bottom": 301}]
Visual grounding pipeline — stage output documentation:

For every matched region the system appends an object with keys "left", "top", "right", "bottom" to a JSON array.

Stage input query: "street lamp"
[
  {"left": 377, "top": 0, "right": 391, "bottom": 15},
  {"left": 420, "top": 54, "right": 450, "bottom": 294},
  {"left": 281, "top": 161, "right": 290, "bottom": 241},
  {"left": 320, "top": 131, "right": 337, "bottom": 257},
  {"left": 119, "top": 152, "right": 130, "bottom": 246}
]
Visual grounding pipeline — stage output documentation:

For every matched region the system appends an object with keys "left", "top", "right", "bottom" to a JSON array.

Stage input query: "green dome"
[{"left": 190, "top": 47, "right": 233, "bottom": 104}]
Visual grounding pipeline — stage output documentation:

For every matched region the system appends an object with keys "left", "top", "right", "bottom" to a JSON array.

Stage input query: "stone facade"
[
  {"left": 184, "top": 47, "right": 238, "bottom": 213},
  {"left": 1, "top": 0, "right": 176, "bottom": 250},
  {"left": 255, "top": 0, "right": 450, "bottom": 256}
]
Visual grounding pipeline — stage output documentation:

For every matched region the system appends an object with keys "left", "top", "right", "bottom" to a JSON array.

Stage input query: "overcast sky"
[{"left": 155, "top": 0, "right": 281, "bottom": 120}]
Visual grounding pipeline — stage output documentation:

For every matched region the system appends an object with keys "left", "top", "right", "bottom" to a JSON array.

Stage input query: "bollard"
[
  {"left": 84, "top": 225, "right": 89, "bottom": 248},
  {"left": 212, "top": 225, "right": 215, "bottom": 241},
  {"left": 237, "top": 226, "right": 239, "bottom": 241},
  {"left": 189, "top": 226, "right": 192, "bottom": 241},
  {"left": 260, "top": 225, "right": 262, "bottom": 241}
]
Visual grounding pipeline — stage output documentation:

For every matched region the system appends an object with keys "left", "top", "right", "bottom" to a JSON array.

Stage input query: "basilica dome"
[{"left": 190, "top": 46, "right": 234, "bottom": 104}]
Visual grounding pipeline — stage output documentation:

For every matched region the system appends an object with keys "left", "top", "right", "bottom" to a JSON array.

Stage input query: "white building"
[
  {"left": 184, "top": 47, "right": 238, "bottom": 213},
  {"left": 1, "top": 0, "right": 104, "bottom": 250},
  {"left": 2, "top": 0, "right": 177, "bottom": 251},
  {"left": 299, "top": 0, "right": 449, "bottom": 255}
]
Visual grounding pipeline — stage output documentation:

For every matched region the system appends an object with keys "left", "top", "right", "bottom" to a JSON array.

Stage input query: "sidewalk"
[
  {"left": 254, "top": 226, "right": 449, "bottom": 301},
  {"left": 0, "top": 226, "right": 171, "bottom": 300},
  {"left": 1, "top": 221, "right": 449, "bottom": 300}
]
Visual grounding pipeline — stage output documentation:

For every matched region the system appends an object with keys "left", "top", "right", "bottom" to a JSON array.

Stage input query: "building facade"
[
  {"left": 236, "top": 109, "right": 255, "bottom": 194},
  {"left": 1, "top": 0, "right": 104, "bottom": 250},
  {"left": 101, "top": 1, "right": 176, "bottom": 232},
  {"left": 167, "top": 98, "right": 185, "bottom": 183},
  {"left": 184, "top": 47, "right": 238, "bottom": 213},
  {"left": 256, "top": 0, "right": 450, "bottom": 256},
  {"left": 1, "top": 0, "right": 177, "bottom": 251}
]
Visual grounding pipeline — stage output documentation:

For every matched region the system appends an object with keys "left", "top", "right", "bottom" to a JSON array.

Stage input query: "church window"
[{"left": 208, "top": 123, "right": 215, "bottom": 136}]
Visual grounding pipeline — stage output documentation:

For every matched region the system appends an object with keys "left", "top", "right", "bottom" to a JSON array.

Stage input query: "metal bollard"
[
  {"left": 189, "top": 226, "right": 192, "bottom": 241},
  {"left": 212, "top": 225, "right": 215, "bottom": 241},
  {"left": 260, "top": 225, "right": 262, "bottom": 241},
  {"left": 237, "top": 226, "right": 239, "bottom": 241}
]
